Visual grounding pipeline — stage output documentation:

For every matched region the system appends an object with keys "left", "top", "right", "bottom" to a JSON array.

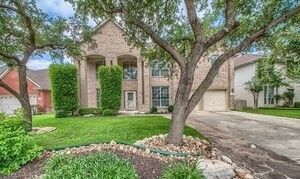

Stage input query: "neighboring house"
[
  {"left": 75, "top": 20, "right": 234, "bottom": 113},
  {"left": 234, "top": 54, "right": 300, "bottom": 108},
  {"left": 0, "top": 68, "right": 52, "bottom": 114}
]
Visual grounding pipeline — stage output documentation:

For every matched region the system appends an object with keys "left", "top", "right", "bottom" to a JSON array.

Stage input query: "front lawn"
[
  {"left": 32, "top": 114, "right": 204, "bottom": 150},
  {"left": 237, "top": 108, "right": 300, "bottom": 119}
]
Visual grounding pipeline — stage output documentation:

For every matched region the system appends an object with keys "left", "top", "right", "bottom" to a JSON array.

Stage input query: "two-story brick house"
[{"left": 76, "top": 20, "right": 234, "bottom": 113}]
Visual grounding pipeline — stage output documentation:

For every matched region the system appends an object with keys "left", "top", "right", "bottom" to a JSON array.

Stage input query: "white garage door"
[
  {"left": 0, "top": 95, "right": 37, "bottom": 114},
  {"left": 203, "top": 90, "right": 226, "bottom": 111}
]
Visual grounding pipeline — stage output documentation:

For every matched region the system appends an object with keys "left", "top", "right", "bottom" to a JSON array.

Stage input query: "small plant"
[
  {"left": 162, "top": 163, "right": 204, "bottom": 179},
  {"left": 0, "top": 111, "right": 42, "bottom": 175},
  {"left": 274, "top": 94, "right": 282, "bottom": 105},
  {"left": 150, "top": 106, "right": 158, "bottom": 113},
  {"left": 294, "top": 102, "right": 300, "bottom": 108},
  {"left": 282, "top": 90, "right": 295, "bottom": 107},
  {"left": 79, "top": 107, "right": 103, "bottom": 116},
  {"left": 55, "top": 110, "right": 68, "bottom": 118},
  {"left": 168, "top": 105, "right": 174, "bottom": 112},
  {"left": 44, "top": 152, "right": 138, "bottom": 179},
  {"left": 102, "top": 109, "right": 116, "bottom": 116}
]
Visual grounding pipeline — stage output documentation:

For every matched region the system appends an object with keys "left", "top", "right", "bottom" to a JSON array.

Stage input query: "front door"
[{"left": 125, "top": 91, "right": 136, "bottom": 110}]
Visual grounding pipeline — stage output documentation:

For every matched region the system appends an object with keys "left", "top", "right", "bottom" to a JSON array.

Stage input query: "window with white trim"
[
  {"left": 151, "top": 61, "right": 170, "bottom": 77},
  {"left": 152, "top": 86, "right": 169, "bottom": 107},
  {"left": 122, "top": 59, "right": 137, "bottom": 80}
]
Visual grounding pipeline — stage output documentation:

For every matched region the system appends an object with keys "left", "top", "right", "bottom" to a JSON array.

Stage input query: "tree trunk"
[
  {"left": 167, "top": 64, "right": 195, "bottom": 145},
  {"left": 18, "top": 64, "right": 32, "bottom": 131},
  {"left": 253, "top": 92, "right": 259, "bottom": 110}
]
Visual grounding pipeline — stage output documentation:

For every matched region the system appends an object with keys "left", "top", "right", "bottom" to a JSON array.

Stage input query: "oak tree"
[
  {"left": 70, "top": 0, "right": 300, "bottom": 145},
  {"left": 0, "top": 0, "right": 90, "bottom": 131}
]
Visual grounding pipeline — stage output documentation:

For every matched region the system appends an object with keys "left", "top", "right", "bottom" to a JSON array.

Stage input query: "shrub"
[
  {"left": 55, "top": 110, "right": 68, "bottom": 118},
  {"left": 49, "top": 64, "right": 78, "bottom": 118},
  {"left": 168, "top": 105, "right": 174, "bottom": 113},
  {"left": 99, "top": 66, "right": 122, "bottom": 111},
  {"left": 0, "top": 112, "right": 42, "bottom": 175},
  {"left": 102, "top": 109, "right": 116, "bottom": 116},
  {"left": 294, "top": 102, "right": 300, "bottom": 108},
  {"left": 162, "top": 163, "right": 204, "bottom": 179},
  {"left": 79, "top": 107, "right": 103, "bottom": 116},
  {"left": 44, "top": 152, "right": 137, "bottom": 179},
  {"left": 150, "top": 106, "right": 158, "bottom": 113},
  {"left": 282, "top": 90, "right": 295, "bottom": 106}
]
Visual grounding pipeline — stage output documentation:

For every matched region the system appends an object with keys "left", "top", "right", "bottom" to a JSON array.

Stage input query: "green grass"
[
  {"left": 32, "top": 114, "right": 204, "bottom": 150},
  {"left": 44, "top": 152, "right": 137, "bottom": 179},
  {"left": 162, "top": 162, "right": 205, "bottom": 179},
  {"left": 238, "top": 108, "right": 300, "bottom": 119}
]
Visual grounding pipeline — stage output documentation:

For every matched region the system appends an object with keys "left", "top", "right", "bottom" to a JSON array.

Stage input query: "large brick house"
[
  {"left": 76, "top": 20, "right": 234, "bottom": 113},
  {"left": 0, "top": 68, "right": 52, "bottom": 114}
]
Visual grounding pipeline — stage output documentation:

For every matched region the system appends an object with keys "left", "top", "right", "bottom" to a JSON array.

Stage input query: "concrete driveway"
[{"left": 187, "top": 111, "right": 300, "bottom": 178}]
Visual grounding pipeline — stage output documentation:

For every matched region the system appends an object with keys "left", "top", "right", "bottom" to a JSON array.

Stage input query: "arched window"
[{"left": 123, "top": 59, "right": 137, "bottom": 80}]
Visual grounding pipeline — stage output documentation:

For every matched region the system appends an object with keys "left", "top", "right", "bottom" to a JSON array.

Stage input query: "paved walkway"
[{"left": 187, "top": 111, "right": 300, "bottom": 179}]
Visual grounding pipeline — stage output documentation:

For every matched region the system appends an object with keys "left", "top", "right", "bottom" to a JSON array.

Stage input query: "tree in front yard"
[
  {"left": 0, "top": 0, "right": 91, "bottom": 131},
  {"left": 49, "top": 64, "right": 79, "bottom": 118},
  {"left": 245, "top": 77, "right": 263, "bottom": 109},
  {"left": 70, "top": 0, "right": 300, "bottom": 145},
  {"left": 99, "top": 66, "right": 123, "bottom": 111}
]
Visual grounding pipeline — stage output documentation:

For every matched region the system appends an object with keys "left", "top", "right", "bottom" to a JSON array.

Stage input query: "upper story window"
[
  {"left": 96, "top": 60, "right": 106, "bottom": 79},
  {"left": 151, "top": 61, "right": 170, "bottom": 77},
  {"left": 123, "top": 59, "right": 137, "bottom": 80},
  {"left": 208, "top": 54, "right": 219, "bottom": 65}
]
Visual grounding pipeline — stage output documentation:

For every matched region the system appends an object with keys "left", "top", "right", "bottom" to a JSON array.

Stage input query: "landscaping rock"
[
  {"left": 221, "top": 155, "right": 232, "bottom": 164},
  {"left": 29, "top": 127, "right": 56, "bottom": 135},
  {"left": 197, "top": 159, "right": 235, "bottom": 179},
  {"left": 83, "top": 114, "right": 94, "bottom": 117},
  {"left": 235, "top": 168, "right": 254, "bottom": 179},
  {"left": 249, "top": 144, "right": 256, "bottom": 149}
]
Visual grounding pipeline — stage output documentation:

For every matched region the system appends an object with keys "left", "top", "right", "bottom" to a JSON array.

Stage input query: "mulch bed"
[{"left": 2, "top": 150, "right": 172, "bottom": 179}]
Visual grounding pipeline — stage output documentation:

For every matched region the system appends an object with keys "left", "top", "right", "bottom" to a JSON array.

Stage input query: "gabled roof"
[
  {"left": 234, "top": 54, "right": 262, "bottom": 69},
  {"left": 0, "top": 68, "right": 51, "bottom": 90},
  {"left": 27, "top": 69, "right": 51, "bottom": 90}
]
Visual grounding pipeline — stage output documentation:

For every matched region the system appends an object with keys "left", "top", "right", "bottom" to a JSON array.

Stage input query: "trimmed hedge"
[
  {"left": 102, "top": 109, "right": 116, "bottom": 116},
  {"left": 294, "top": 102, "right": 300, "bottom": 108},
  {"left": 49, "top": 64, "right": 78, "bottom": 118},
  {"left": 0, "top": 111, "right": 42, "bottom": 175},
  {"left": 99, "top": 66, "right": 122, "bottom": 111},
  {"left": 79, "top": 107, "right": 103, "bottom": 116}
]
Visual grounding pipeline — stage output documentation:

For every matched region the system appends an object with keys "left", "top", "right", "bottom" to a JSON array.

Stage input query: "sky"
[{"left": 28, "top": 0, "right": 96, "bottom": 70}]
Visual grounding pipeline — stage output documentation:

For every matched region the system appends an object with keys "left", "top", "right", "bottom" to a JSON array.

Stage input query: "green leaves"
[
  {"left": 44, "top": 152, "right": 138, "bottom": 179},
  {"left": 99, "top": 65, "right": 122, "bottom": 111},
  {"left": 0, "top": 112, "right": 41, "bottom": 176},
  {"left": 49, "top": 63, "right": 78, "bottom": 117}
]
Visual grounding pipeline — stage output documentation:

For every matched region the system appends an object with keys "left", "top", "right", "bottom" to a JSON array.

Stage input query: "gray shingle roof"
[
  {"left": 27, "top": 69, "right": 51, "bottom": 90},
  {"left": 234, "top": 54, "right": 262, "bottom": 69}
]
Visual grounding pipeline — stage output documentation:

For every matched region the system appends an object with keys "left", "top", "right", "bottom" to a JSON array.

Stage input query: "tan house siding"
[{"left": 77, "top": 20, "right": 234, "bottom": 112}]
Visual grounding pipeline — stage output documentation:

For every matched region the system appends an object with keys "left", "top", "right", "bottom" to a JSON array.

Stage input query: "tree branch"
[
  {"left": 184, "top": 0, "right": 204, "bottom": 42},
  {"left": 0, "top": 4, "right": 19, "bottom": 12},
  {"left": 0, "top": 78, "right": 24, "bottom": 103},
  {"left": 185, "top": 4, "right": 300, "bottom": 115},
  {"left": 12, "top": 0, "right": 36, "bottom": 62},
  {"left": 130, "top": 20, "right": 185, "bottom": 67},
  {"left": 205, "top": 0, "right": 238, "bottom": 46},
  {"left": 0, "top": 51, "right": 21, "bottom": 63}
]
